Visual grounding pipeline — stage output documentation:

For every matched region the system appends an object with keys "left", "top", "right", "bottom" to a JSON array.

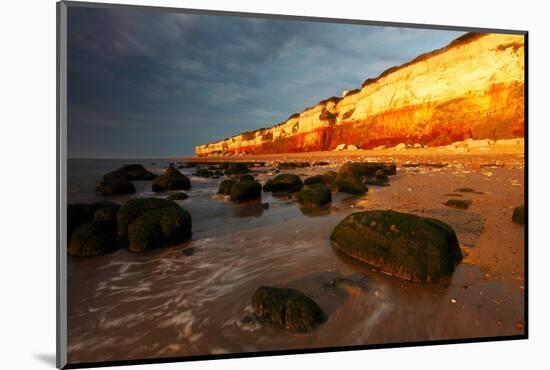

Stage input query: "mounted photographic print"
[{"left": 57, "top": 1, "right": 527, "bottom": 368}]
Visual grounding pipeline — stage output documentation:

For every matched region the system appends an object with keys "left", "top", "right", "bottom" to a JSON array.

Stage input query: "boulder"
[
  {"left": 339, "top": 162, "right": 396, "bottom": 179},
  {"left": 225, "top": 163, "right": 249, "bottom": 175},
  {"left": 297, "top": 183, "right": 332, "bottom": 206},
  {"left": 512, "top": 204, "right": 525, "bottom": 224},
  {"left": 67, "top": 201, "right": 119, "bottom": 239},
  {"left": 251, "top": 286, "right": 326, "bottom": 332},
  {"left": 444, "top": 199, "right": 472, "bottom": 209},
  {"left": 304, "top": 175, "right": 325, "bottom": 185},
  {"left": 126, "top": 205, "right": 192, "bottom": 252},
  {"left": 277, "top": 162, "right": 310, "bottom": 170},
  {"left": 96, "top": 177, "right": 136, "bottom": 196},
  {"left": 230, "top": 180, "right": 262, "bottom": 201},
  {"left": 117, "top": 197, "right": 183, "bottom": 237},
  {"left": 68, "top": 203, "right": 121, "bottom": 256},
  {"left": 239, "top": 174, "right": 255, "bottom": 182},
  {"left": 263, "top": 174, "right": 303, "bottom": 193},
  {"left": 335, "top": 175, "right": 367, "bottom": 195},
  {"left": 346, "top": 144, "right": 358, "bottom": 151},
  {"left": 331, "top": 210, "right": 463, "bottom": 282},
  {"left": 68, "top": 223, "right": 120, "bottom": 256},
  {"left": 194, "top": 168, "right": 214, "bottom": 178},
  {"left": 322, "top": 171, "right": 339, "bottom": 188},
  {"left": 152, "top": 167, "right": 191, "bottom": 192},
  {"left": 218, "top": 179, "right": 237, "bottom": 195},
  {"left": 334, "top": 143, "right": 346, "bottom": 151},
  {"left": 167, "top": 192, "right": 189, "bottom": 201},
  {"left": 365, "top": 169, "right": 389, "bottom": 186},
  {"left": 103, "top": 164, "right": 156, "bottom": 180}
]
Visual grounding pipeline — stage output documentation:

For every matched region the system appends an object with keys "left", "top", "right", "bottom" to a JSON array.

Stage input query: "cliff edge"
[{"left": 195, "top": 32, "right": 525, "bottom": 156}]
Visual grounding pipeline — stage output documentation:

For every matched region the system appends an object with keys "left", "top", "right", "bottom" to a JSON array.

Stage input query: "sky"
[{"left": 67, "top": 6, "right": 465, "bottom": 158}]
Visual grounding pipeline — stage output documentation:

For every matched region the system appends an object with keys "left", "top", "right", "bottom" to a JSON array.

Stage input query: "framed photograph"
[{"left": 57, "top": 1, "right": 527, "bottom": 368}]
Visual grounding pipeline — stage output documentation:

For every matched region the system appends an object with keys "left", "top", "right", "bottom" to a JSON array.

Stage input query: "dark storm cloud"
[{"left": 67, "top": 7, "right": 464, "bottom": 158}]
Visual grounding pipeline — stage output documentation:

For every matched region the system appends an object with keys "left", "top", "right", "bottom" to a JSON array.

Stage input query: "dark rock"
[
  {"left": 455, "top": 187, "right": 484, "bottom": 195},
  {"left": 339, "top": 162, "right": 396, "bottom": 179},
  {"left": 331, "top": 210, "right": 463, "bottom": 282},
  {"left": 117, "top": 197, "right": 182, "bottom": 237},
  {"left": 127, "top": 206, "right": 192, "bottom": 252},
  {"left": 239, "top": 174, "right": 255, "bottom": 182},
  {"left": 230, "top": 180, "right": 262, "bottom": 201},
  {"left": 277, "top": 162, "right": 310, "bottom": 170},
  {"left": 218, "top": 179, "right": 237, "bottom": 195},
  {"left": 322, "top": 171, "right": 339, "bottom": 188},
  {"left": 445, "top": 199, "right": 472, "bottom": 209},
  {"left": 67, "top": 202, "right": 120, "bottom": 239},
  {"left": 68, "top": 223, "right": 120, "bottom": 256},
  {"left": 214, "top": 170, "right": 224, "bottom": 177},
  {"left": 298, "top": 183, "right": 332, "bottom": 206},
  {"left": 152, "top": 167, "right": 191, "bottom": 192},
  {"left": 365, "top": 170, "right": 389, "bottom": 186},
  {"left": 263, "top": 174, "right": 303, "bottom": 193},
  {"left": 304, "top": 175, "right": 325, "bottom": 185},
  {"left": 103, "top": 164, "right": 156, "bottom": 181},
  {"left": 251, "top": 286, "right": 326, "bottom": 332},
  {"left": 194, "top": 168, "right": 214, "bottom": 178},
  {"left": 167, "top": 192, "right": 189, "bottom": 201},
  {"left": 512, "top": 204, "right": 525, "bottom": 224},
  {"left": 96, "top": 178, "right": 136, "bottom": 196},
  {"left": 68, "top": 203, "right": 121, "bottom": 256},
  {"left": 225, "top": 163, "right": 249, "bottom": 175},
  {"left": 335, "top": 175, "right": 367, "bottom": 195}
]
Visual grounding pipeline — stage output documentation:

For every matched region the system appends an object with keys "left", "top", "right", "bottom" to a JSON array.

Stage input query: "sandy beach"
[{"left": 67, "top": 143, "right": 525, "bottom": 363}]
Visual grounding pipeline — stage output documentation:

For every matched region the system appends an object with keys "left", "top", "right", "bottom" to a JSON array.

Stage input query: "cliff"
[{"left": 195, "top": 32, "right": 525, "bottom": 156}]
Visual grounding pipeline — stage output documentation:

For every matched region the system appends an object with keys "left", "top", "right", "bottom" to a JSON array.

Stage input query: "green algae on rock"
[
  {"left": 152, "top": 167, "right": 191, "bottom": 192},
  {"left": 218, "top": 179, "right": 237, "bottom": 195},
  {"left": 230, "top": 180, "right": 262, "bottom": 202},
  {"left": 297, "top": 183, "right": 332, "bottom": 206},
  {"left": 127, "top": 205, "right": 192, "bottom": 253},
  {"left": 331, "top": 210, "right": 462, "bottom": 282},
  {"left": 251, "top": 286, "right": 326, "bottom": 332},
  {"left": 263, "top": 173, "right": 303, "bottom": 193}
]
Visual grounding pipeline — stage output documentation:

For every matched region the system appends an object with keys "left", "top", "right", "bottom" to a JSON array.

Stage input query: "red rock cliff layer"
[{"left": 195, "top": 32, "right": 525, "bottom": 156}]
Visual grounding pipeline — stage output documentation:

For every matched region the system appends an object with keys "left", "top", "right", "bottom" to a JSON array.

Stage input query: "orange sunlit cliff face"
[{"left": 195, "top": 32, "right": 524, "bottom": 156}]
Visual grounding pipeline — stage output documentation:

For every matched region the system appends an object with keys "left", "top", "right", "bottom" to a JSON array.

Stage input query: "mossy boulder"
[
  {"left": 194, "top": 168, "right": 214, "bottom": 178},
  {"left": 152, "top": 167, "right": 191, "bottom": 192},
  {"left": 322, "top": 171, "right": 339, "bottom": 188},
  {"left": 339, "top": 162, "right": 396, "bottom": 179},
  {"left": 117, "top": 197, "right": 182, "bottom": 237},
  {"left": 365, "top": 169, "right": 389, "bottom": 186},
  {"left": 230, "top": 180, "right": 262, "bottom": 201},
  {"left": 225, "top": 163, "right": 249, "bottom": 175},
  {"left": 68, "top": 203, "right": 121, "bottom": 256},
  {"left": 304, "top": 175, "right": 325, "bottom": 185},
  {"left": 297, "top": 183, "right": 332, "bottom": 206},
  {"left": 218, "top": 179, "right": 237, "bottom": 195},
  {"left": 334, "top": 175, "right": 367, "bottom": 195},
  {"left": 251, "top": 286, "right": 326, "bottom": 332},
  {"left": 67, "top": 201, "right": 120, "bottom": 238},
  {"left": 68, "top": 223, "right": 120, "bottom": 256},
  {"left": 263, "top": 174, "right": 303, "bottom": 193},
  {"left": 127, "top": 206, "right": 192, "bottom": 252},
  {"left": 512, "top": 205, "right": 525, "bottom": 224},
  {"left": 331, "top": 210, "right": 462, "bottom": 282},
  {"left": 167, "top": 192, "right": 189, "bottom": 201},
  {"left": 96, "top": 177, "right": 136, "bottom": 196},
  {"left": 103, "top": 164, "right": 156, "bottom": 181}
]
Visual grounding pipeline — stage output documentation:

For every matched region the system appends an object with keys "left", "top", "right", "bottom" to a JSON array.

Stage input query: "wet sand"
[{"left": 67, "top": 146, "right": 525, "bottom": 364}]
